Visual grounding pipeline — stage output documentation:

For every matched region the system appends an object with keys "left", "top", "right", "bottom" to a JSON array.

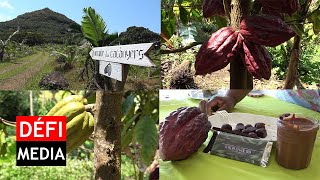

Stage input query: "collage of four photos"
[{"left": 0, "top": 0, "right": 320, "bottom": 179}]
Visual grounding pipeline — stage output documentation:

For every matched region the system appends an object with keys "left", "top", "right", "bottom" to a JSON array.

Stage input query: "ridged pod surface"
[
  {"left": 240, "top": 15, "right": 295, "bottom": 47},
  {"left": 202, "top": 0, "right": 230, "bottom": 18},
  {"left": 260, "top": 0, "right": 299, "bottom": 16},
  {"left": 159, "top": 107, "right": 211, "bottom": 161},
  {"left": 195, "top": 27, "right": 243, "bottom": 75},
  {"left": 241, "top": 41, "right": 272, "bottom": 80},
  {"left": 66, "top": 111, "right": 94, "bottom": 153},
  {"left": 46, "top": 95, "right": 87, "bottom": 116},
  {"left": 46, "top": 95, "right": 94, "bottom": 153}
]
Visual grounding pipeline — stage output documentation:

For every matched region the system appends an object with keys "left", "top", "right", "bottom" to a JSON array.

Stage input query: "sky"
[{"left": 0, "top": 0, "right": 160, "bottom": 33}]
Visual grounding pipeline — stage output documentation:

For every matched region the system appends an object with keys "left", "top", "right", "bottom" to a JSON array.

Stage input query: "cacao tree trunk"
[
  {"left": 230, "top": 0, "right": 253, "bottom": 89},
  {"left": 284, "top": 35, "right": 301, "bottom": 89},
  {"left": 284, "top": 0, "right": 311, "bottom": 89},
  {"left": 94, "top": 91, "right": 122, "bottom": 180}
]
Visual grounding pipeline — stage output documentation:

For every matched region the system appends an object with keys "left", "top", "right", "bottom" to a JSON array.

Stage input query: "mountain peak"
[{"left": 0, "top": 8, "right": 80, "bottom": 44}]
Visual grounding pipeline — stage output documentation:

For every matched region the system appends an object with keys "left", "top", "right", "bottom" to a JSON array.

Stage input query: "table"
[{"left": 159, "top": 91, "right": 320, "bottom": 180}]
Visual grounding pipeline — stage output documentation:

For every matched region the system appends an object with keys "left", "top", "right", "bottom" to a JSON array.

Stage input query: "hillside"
[
  {"left": 111, "top": 26, "right": 160, "bottom": 45},
  {"left": 0, "top": 8, "right": 81, "bottom": 44}
]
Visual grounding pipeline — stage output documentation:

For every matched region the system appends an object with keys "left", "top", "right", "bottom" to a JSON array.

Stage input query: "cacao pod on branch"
[
  {"left": 240, "top": 41, "right": 272, "bottom": 80},
  {"left": 195, "top": 27, "right": 243, "bottom": 75},
  {"left": 240, "top": 15, "right": 295, "bottom": 47},
  {"left": 202, "top": 0, "right": 231, "bottom": 18},
  {"left": 159, "top": 107, "right": 211, "bottom": 161},
  {"left": 260, "top": 0, "right": 299, "bottom": 16},
  {"left": 46, "top": 95, "right": 94, "bottom": 153}
]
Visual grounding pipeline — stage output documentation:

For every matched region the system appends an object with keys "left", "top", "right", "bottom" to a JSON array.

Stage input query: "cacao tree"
[
  {"left": 161, "top": 0, "right": 320, "bottom": 89},
  {"left": 81, "top": 7, "right": 124, "bottom": 180},
  {"left": 121, "top": 90, "right": 159, "bottom": 180}
]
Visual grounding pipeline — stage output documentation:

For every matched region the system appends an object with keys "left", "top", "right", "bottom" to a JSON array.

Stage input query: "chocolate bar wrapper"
[{"left": 210, "top": 132, "right": 273, "bottom": 167}]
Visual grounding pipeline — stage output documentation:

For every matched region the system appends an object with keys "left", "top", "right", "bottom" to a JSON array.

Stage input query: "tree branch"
[
  {"left": 0, "top": 117, "right": 16, "bottom": 127},
  {"left": 285, "top": 3, "right": 319, "bottom": 23},
  {"left": 160, "top": 42, "right": 202, "bottom": 54}
]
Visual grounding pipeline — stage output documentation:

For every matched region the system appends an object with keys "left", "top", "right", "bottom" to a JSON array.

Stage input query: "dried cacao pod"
[
  {"left": 240, "top": 41, "right": 272, "bottom": 80},
  {"left": 240, "top": 15, "right": 295, "bottom": 47},
  {"left": 195, "top": 27, "right": 243, "bottom": 75},
  {"left": 260, "top": 0, "right": 299, "bottom": 16},
  {"left": 202, "top": 0, "right": 230, "bottom": 18},
  {"left": 159, "top": 107, "right": 211, "bottom": 161}
]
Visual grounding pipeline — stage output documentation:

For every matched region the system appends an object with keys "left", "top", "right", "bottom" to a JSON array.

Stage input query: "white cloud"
[{"left": 0, "top": 1, "right": 14, "bottom": 10}]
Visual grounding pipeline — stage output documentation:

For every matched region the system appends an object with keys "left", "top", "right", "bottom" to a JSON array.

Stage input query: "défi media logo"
[{"left": 16, "top": 116, "right": 66, "bottom": 166}]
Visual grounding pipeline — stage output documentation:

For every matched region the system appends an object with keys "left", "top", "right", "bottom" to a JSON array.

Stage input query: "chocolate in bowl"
[{"left": 276, "top": 114, "right": 319, "bottom": 170}]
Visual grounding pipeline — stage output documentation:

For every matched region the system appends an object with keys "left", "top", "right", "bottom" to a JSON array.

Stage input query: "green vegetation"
[
  {"left": 0, "top": 8, "right": 81, "bottom": 45},
  {"left": 161, "top": 0, "right": 320, "bottom": 89}
]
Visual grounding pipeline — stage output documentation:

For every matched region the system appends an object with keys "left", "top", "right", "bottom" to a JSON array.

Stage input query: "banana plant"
[
  {"left": 0, "top": 28, "right": 19, "bottom": 62},
  {"left": 51, "top": 45, "right": 77, "bottom": 69}
]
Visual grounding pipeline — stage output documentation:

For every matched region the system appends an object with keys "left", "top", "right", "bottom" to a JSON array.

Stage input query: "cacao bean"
[{"left": 240, "top": 15, "right": 295, "bottom": 47}]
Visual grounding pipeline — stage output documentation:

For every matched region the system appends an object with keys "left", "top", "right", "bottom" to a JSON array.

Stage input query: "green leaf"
[
  {"left": 122, "top": 94, "right": 136, "bottom": 116},
  {"left": 161, "top": 9, "right": 176, "bottom": 39},
  {"left": 308, "top": 8, "right": 320, "bottom": 34},
  {"left": 179, "top": 6, "right": 189, "bottom": 25},
  {"left": 179, "top": 24, "right": 198, "bottom": 44},
  {"left": 121, "top": 113, "right": 140, "bottom": 138},
  {"left": 81, "top": 7, "right": 107, "bottom": 47},
  {"left": 290, "top": 24, "right": 304, "bottom": 37},
  {"left": 214, "top": 16, "right": 228, "bottom": 29},
  {"left": 134, "top": 116, "right": 158, "bottom": 166},
  {"left": 121, "top": 129, "right": 133, "bottom": 150}
]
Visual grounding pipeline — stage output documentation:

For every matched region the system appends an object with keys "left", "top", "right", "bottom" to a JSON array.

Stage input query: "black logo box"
[{"left": 16, "top": 141, "right": 66, "bottom": 166}]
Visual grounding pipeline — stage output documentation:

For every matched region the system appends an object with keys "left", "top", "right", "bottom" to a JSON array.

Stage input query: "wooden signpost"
[{"left": 90, "top": 43, "right": 155, "bottom": 81}]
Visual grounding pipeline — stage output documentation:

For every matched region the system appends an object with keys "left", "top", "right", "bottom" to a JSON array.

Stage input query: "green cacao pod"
[
  {"left": 46, "top": 95, "right": 94, "bottom": 153},
  {"left": 66, "top": 111, "right": 94, "bottom": 153},
  {"left": 47, "top": 95, "right": 87, "bottom": 116}
]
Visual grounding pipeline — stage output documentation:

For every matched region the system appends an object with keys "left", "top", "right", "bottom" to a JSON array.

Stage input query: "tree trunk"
[
  {"left": 29, "top": 91, "right": 34, "bottom": 116},
  {"left": 284, "top": 35, "right": 301, "bottom": 89},
  {"left": 229, "top": 0, "right": 252, "bottom": 89},
  {"left": 284, "top": 0, "right": 311, "bottom": 89},
  {"left": 94, "top": 91, "right": 122, "bottom": 180},
  {"left": 0, "top": 49, "right": 4, "bottom": 62}
]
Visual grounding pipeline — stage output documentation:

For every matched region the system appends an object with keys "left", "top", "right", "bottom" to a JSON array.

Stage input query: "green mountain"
[{"left": 0, "top": 8, "right": 81, "bottom": 44}]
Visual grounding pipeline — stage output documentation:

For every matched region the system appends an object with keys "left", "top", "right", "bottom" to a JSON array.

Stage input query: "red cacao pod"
[
  {"left": 195, "top": 27, "right": 243, "bottom": 75},
  {"left": 159, "top": 107, "right": 211, "bottom": 161},
  {"left": 240, "top": 15, "right": 295, "bottom": 47},
  {"left": 260, "top": 0, "right": 299, "bottom": 16},
  {"left": 241, "top": 41, "right": 272, "bottom": 80},
  {"left": 202, "top": 0, "right": 230, "bottom": 18}
]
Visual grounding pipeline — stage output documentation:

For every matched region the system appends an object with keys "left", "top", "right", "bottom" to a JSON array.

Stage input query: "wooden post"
[
  {"left": 229, "top": 0, "right": 253, "bottom": 89},
  {"left": 94, "top": 91, "right": 122, "bottom": 180}
]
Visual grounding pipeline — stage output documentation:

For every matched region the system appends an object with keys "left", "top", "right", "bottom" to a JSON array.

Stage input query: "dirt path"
[{"left": 0, "top": 52, "right": 50, "bottom": 90}]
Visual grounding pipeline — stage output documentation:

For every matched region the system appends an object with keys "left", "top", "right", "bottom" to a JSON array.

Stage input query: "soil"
[
  {"left": 0, "top": 52, "right": 50, "bottom": 90},
  {"left": 163, "top": 61, "right": 318, "bottom": 90}
]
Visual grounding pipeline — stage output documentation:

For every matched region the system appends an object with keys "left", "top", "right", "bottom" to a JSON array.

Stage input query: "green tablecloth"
[{"left": 160, "top": 95, "right": 320, "bottom": 180}]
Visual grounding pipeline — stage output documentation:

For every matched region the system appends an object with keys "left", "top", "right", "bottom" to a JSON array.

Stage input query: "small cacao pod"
[
  {"left": 202, "top": 0, "right": 230, "bottom": 18},
  {"left": 240, "top": 41, "right": 272, "bottom": 80},
  {"left": 260, "top": 0, "right": 299, "bottom": 16},
  {"left": 159, "top": 107, "right": 211, "bottom": 161},
  {"left": 195, "top": 27, "right": 243, "bottom": 75},
  {"left": 240, "top": 15, "right": 295, "bottom": 47}
]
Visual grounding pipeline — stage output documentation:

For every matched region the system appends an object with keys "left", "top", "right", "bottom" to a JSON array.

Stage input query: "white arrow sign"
[
  {"left": 90, "top": 43, "right": 155, "bottom": 67},
  {"left": 99, "top": 61, "right": 123, "bottom": 81}
]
